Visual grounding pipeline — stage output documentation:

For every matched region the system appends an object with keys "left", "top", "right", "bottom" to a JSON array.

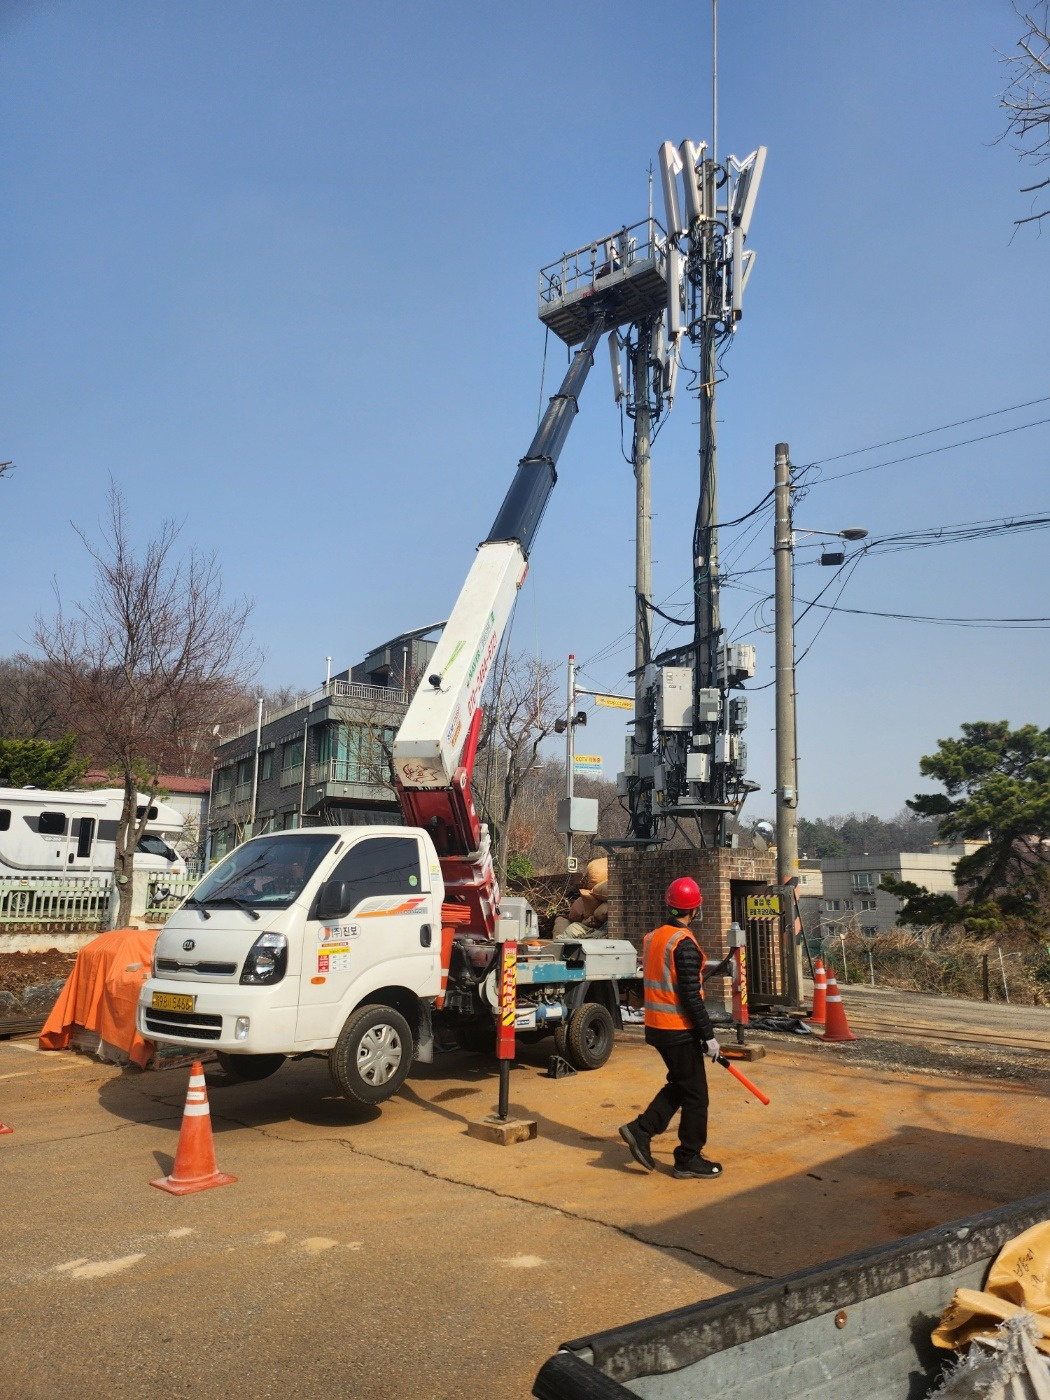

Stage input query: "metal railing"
[
  {"left": 0, "top": 876, "right": 112, "bottom": 931},
  {"left": 221, "top": 680, "right": 411, "bottom": 744},
  {"left": 538, "top": 217, "right": 666, "bottom": 309}
]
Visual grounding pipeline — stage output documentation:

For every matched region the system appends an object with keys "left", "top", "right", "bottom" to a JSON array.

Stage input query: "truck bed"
[{"left": 533, "top": 1190, "right": 1050, "bottom": 1399}]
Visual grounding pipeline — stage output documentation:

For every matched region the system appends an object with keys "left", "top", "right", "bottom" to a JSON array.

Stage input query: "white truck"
[
  {"left": 139, "top": 309, "right": 644, "bottom": 1104},
  {"left": 0, "top": 786, "right": 186, "bottom": 879}
]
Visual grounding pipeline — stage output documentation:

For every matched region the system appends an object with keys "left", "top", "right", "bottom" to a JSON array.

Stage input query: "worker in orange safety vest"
[{"left": 619, "top": 877, "right": 723, "bottom": 1179}]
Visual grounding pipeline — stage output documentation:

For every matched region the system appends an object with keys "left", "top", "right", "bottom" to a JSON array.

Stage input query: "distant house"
[
  {"left": 818, "top": 841, "right": 986, "bottom": 936},
  {"left": 207, "top": 627, "right": 439, "bottom": 863},
  {"left": 795, "top": 858, "right": 823, "bottom": 939}
]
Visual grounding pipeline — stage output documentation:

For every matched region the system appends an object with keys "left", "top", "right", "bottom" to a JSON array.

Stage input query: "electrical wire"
[
  {"left": 800, "top": 394, "right": 1050, "bottom": 470},
  {"left": 803, "top": 415, "right": 1050, "bottom": 485}
]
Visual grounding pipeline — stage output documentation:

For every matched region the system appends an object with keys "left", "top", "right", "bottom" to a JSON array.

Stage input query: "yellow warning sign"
[
  {"left": 594, "top": 694, "right": 633, "bottom": 710},
  {"left": 746, "top": 894, "right": 781, "bottom": 919}
]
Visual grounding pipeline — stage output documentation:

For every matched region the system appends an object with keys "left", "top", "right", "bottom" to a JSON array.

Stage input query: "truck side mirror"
[{"left": 316, "top": 880, "right": 353, "bottom": 921}]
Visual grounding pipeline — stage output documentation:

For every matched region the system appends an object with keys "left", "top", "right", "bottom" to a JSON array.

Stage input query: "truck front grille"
[
  {"left": 144, "top": 1008, "right": 224, "bottom": 1041},
  {"left": 155, "top": 958, "right": 238, "bottom": 976}
]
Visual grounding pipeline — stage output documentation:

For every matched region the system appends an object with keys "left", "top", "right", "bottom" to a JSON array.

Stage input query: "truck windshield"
[{"left": 192, "top": 834, "right": 338, "bottom": 909}]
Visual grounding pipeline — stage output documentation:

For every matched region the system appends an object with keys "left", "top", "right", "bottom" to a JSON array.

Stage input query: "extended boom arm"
[{"left": 393, "top": 314, "right": 607, "bottom": 931}]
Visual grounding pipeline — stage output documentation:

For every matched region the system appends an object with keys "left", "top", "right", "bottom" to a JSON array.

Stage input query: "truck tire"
[
  {"left": 329, "top": 1004, "right": 414, "bottom": 1107},
  {"left": 565, "top": 1002, "right": 615, "bottom": 1071},
  {"left": 216, "top": 1052, "right": 286, "bottom": 1082}
]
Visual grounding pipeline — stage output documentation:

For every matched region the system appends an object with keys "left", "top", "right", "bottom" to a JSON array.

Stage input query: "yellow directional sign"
[
  {"left": 746, "top": 894, "right": 781, "bottom": 919},
  {"left": 594, "top": 694, "right": 633, "bottom": 710}
]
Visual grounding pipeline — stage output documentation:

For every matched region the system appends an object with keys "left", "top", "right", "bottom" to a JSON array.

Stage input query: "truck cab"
[{"left": 139, "top": 827, "right": 445, "bottom": 1104}]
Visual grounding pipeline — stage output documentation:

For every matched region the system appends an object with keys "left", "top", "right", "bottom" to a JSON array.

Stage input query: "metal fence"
[
  {"left": 0, "top": 876, "right": 112, "bottom": 931},
  {"left": 144, "top": 873, "right": 199, "bottom": 924}
]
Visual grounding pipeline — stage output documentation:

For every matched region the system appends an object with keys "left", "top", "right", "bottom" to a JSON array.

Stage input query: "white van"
[{"left": 0, "top": 786, "right": 186, "bottom": 879}]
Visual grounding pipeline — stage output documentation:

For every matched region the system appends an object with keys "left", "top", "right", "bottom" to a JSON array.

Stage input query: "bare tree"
[
  {"left": 473, "top": 653, "right": 561, "bottom": 884},
  {"left": 1001, "top": 2, "right": 1050, "bottom": 225},
  {"left": 35, "top": 484, "right": 259, "bottom": 926},
  {"left": 0, "top": 653, "right": 64, "bottom": 739}
]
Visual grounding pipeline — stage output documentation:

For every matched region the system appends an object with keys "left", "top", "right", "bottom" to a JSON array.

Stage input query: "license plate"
[{"left": 151, "top": 991, "right": 196, "bottom": 1014}]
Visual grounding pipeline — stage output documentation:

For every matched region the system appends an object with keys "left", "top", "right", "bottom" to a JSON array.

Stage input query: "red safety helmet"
[{"left": 665, "top": 876, "right": 702, "bottom": 914}]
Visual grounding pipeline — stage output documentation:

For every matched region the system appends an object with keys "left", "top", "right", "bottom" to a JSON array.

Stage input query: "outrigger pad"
[{"left": 546, "top": 1055, "right": 577, "bottom": 1079}]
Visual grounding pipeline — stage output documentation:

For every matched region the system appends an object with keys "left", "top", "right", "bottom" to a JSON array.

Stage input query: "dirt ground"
[
  {"left": 1, "top": 1027, "right": 1048, "bottom": 1400},
  {"left": 0, "top": 950, "right": 78, "bottom": 999}
]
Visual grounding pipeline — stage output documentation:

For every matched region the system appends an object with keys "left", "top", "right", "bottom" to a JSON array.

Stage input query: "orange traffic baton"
[{"left": 714, "top": 1053, "right": 770, "bottom": 1105}]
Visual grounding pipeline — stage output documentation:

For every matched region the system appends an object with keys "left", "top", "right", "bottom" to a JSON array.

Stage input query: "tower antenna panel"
[{"left": 657, "top": 141, "right": 684, "bottom": 239}]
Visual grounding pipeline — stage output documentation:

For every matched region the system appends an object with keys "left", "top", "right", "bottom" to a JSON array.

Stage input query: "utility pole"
[
  {"left": 632, "top": 324, "right": 654, "bottom": 841},
  {"left": 563, "top": 652, "right": 576, "bottom": 868},
  {"left": 773, "top": 442, "right": 802, "bottom": 1005},
  {"left": 692, "top": 154, "right": 724, "bottom": 848}
]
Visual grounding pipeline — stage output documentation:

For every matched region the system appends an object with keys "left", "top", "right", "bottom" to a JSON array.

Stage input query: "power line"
[
  {"left": 803, "top": 415, "right": 1050, "bottom": 485},
  {"left": 798, "top": 394, "right": 1050, "bottom": 470}
]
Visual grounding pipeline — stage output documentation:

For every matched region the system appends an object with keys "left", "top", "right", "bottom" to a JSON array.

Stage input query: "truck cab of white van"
[{"left": 140, "top": 827, "right": 445, "bottom": 1102}]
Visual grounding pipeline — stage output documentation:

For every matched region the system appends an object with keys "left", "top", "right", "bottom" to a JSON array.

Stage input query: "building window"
[
  {"left": 235, "top": 755, "right": 254, "bottom": 802},
  {"left": 843, "top": 899, "right": 854, "bottom": 910},
  {"left": 852, "top": 872, "right": 875, "bottom": 892},
  {"left": 214, "top": 769, "right": 233, "bottom": 806},
  {"left": 861, "top": 899, "right": 877, "bottom": 910},
  {"left": 824, "top": 900, "right": 841, "bottom": 912},
  {"left": 259, "top": 750, "right": 274, "bottom": 782},
  {"left": 281, "top": 737, "right": 304, "bottom": 787}
]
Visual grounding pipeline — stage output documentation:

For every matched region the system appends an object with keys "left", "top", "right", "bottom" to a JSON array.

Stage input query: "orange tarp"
[{"left": 39, "top": 927, "right": 159, "bottom": 1067}]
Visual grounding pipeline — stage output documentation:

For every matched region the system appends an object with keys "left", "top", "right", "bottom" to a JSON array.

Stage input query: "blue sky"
[{"left": 3, "top": 1, "right": 1047, "bottom": 823}]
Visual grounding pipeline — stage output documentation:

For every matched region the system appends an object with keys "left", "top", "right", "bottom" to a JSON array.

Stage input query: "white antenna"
[
  {"left": 657, "top": 141, "right": 684, "bottom": 239},
  {"left": 665, "top": 244, "right": 683, "bottom": 338},
  {"left": 679, "top": 140, "right": 703, "bottom": 224},
  {"left": 731, "top": 146, "right": 767, "bottom": 237},
  {"left": 608, "top": 332, "right": 624, "bottom": 404}
]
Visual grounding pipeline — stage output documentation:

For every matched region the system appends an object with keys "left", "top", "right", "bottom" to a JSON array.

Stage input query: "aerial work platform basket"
[{"left": 537, "top": 217, "right": 670, "bottom": 345}]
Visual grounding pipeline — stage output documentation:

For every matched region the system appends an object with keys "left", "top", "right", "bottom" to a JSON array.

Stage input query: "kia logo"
[{"left": 182, "top": 939, "right": 196, "bottom": 952}]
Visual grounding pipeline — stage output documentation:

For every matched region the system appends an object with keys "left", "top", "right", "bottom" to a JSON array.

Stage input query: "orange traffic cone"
[
  {"left": 807, "top": 959, "right": 827, "bottom": 1026},
  {"left": 821, "top": 972, "right": 858, "bottom": 1043},
  {"left": 150, "top": 1061, "right": 236, "bottom": 1195},
  {"left": 0, "top": 1123, "right": 12, "bottom": 1135}
]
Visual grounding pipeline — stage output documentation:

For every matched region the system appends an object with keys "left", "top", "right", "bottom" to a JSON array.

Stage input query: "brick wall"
[{"left": 608, "top": 847, "right": 778, "bottom": 1010}]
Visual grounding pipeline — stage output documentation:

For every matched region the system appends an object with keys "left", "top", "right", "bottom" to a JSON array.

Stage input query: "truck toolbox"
[{"left": 533, "top": 1190, "right": 1050, "bottom": 1399}]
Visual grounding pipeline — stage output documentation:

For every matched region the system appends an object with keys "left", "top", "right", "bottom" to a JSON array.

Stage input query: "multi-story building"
[
  {"left": 207, "top": 628, "right": 438, "bottom": 862},
  {"left": 818, "top": 842, "right": 985, "bottom": 937}
]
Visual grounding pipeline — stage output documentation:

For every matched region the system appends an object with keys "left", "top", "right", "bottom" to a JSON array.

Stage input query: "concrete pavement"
[{"left": 1, "top": 1028, "right": 1048, "bottom": 1398}]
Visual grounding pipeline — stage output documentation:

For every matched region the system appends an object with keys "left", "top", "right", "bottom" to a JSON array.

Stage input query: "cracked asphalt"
[{"left": 1, "top": 1026, "right": 1048, "bottom": 1399}]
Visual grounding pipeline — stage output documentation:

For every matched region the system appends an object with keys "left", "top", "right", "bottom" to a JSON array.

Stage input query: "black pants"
[{"left": 635, "top": 1034, "right": 709, "bottom": 1167}]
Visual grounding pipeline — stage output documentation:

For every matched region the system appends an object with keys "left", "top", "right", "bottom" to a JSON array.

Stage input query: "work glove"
[{"left": 703, "top": 1038, "right": 721, "bottom": 1063}]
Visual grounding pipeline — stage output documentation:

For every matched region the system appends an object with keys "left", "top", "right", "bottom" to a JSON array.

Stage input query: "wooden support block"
[
  {"left": 467, "top": 1116, "right": 538, "bottom": 1146},
  {"left": 723, "top": 1045, "right": 766, "bottom": 1061}
]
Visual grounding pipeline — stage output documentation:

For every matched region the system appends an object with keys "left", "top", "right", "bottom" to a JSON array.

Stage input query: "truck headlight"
[{"left": 240, "top": 932, "right": 288, "bottom": 985}]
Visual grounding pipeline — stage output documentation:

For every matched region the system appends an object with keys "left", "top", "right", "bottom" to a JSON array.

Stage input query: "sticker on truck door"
[
  {"left": 318, "top": 944, "right": 351, "bottom": 973},
  {"left": 319, "top": 923, "right": 359, "bottom": 942}
]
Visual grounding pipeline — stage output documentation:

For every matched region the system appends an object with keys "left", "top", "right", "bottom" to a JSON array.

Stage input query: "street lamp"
[{"left": 774, "top": 443, "right": 866, "bottom": 1007}]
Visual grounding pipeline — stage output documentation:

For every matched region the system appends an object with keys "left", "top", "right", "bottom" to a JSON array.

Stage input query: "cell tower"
[{"left": 537, "top": 131, "right": 766, "bottom": 851}]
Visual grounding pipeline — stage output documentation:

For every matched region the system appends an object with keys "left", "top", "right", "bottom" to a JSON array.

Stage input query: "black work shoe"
[
  {"left": 672, "top": 1157, "right": 723, "bottom": 1179},
  {"left": 619, "top": 1123, "right": 655, "bottom": 1172}
]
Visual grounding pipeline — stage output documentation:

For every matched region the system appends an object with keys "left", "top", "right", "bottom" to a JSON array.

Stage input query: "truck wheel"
[
  {"left": 216, "top": 1052, "right": 286, "bottom": 1081},
  {"left": 565, "top": 1003, "right": 615, "bottom": 1071},
  {"left": 329, "top": 1004, "right": 414, "bottom": 1106}
]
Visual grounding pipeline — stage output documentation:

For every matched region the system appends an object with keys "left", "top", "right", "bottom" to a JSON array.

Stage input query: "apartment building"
[
  {"left": 818, "top": 842, "right": 984, "bottom": 936},
  {"left": 208, "top": 629, "right": 437, "bottom": 861}
]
